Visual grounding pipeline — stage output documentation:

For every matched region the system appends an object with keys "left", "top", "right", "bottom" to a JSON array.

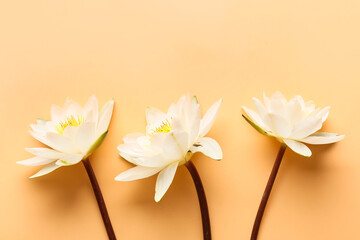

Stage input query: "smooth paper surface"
[{"left": 0, "top": 0, "right": 357, "bottom": 239}]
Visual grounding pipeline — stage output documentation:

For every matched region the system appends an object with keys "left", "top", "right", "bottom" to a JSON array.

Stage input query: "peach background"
[{"left": 0, "top": 0, "right": 358, "bottom": 239}]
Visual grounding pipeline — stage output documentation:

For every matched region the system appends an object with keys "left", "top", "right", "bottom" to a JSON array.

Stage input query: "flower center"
[
  {"left": 55, "top": 115, "right": 85, "bottom": 135},
  {"left": 149, "top": 120, "right": 172, "bottom": 137}
]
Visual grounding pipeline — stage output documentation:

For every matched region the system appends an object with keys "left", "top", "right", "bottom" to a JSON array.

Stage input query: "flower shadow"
[
  {"left": 277, "top": 142, "right": 340, "bottom": 206},
  {"left": 26, "top": 163, "right": 90, "bottom": 214}
]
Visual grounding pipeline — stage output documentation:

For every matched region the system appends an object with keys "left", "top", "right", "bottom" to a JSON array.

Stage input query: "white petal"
[
  {"left": 267, "top": 113, "right": 291, "bottom": 138},
  {"left": 76, "top": 122, "right": 96, "bottom": 153},
  {"left": 119, "top": 151, "right": 168, "bottom": 168},
  {"left": 45, "top": 132, "right": 78, "bottom": 154},
  {"left": 171, "top": 116, "right": 185, "bottom": 132},
  {"left": 29, "top": 162, "right": 62, "bottom": 178},
  {"left": 283, "top": 139, "right": 312, "bottom": 157},
  {"left": 167, "top": 103, "right": 179, "bottom": 119},
  {"left": 190, "top": 137, "right": 222, "bottom": 160},
  {"left": 83, "top": 95, "right": 99, "bottom": 123},
  {"left": 252, "top": 97, "right": 268, "bottom": 119},
  {"left": 123, "top": 133, "right": 145, "bottom": 144},
  {"left": 96, "top": 99, "right": 114, "bottom": 138},
  {"left": 63, "top": 97, "right": 82, "bottom": 116},
  {"left": 286, "top": 98, "right": 304, "bottom": 125},
  {"left": 242, "top": 114, "right": 270, "bottom": 136},
  {"left": 199, "top": 99, "right": 222, "bottom": 137},
  {"left": 25, "top": 148, "right": 67, "bottom": 159},
  {"left": 155, "top": 161, "right": 179, "bottom": 202},
  {"left": 170, "top": 131, "right": 189, "bottom": 155},
  {"left": 271, "top": 91, "right": 287, "bottom": 103},
  {"left": 118, "top": 143, "right": 147, "bottom": 158},
  {"left": 45, "top": 121, "right": 58, "bottom": 133},
  {"left": 29, "top": 130, "right": 50, "bottom": 146},
  {"left": 263, "top": 92, "right": 271, "bottom": 111},
  {"left": 115, "top": 166, "right": 162, "bottom": 181},
  {"left": 300, "top": 132, "right": 345, "bottom": 145},
  {"left": 30, "top": 122, "right": 47, "bottom": 135},
  {"left": 151, "top": 133, "right": 185, "bottom": 161},
  {"left": 146, "top": 106, "right": 167, "bottom": 126},
  {"left": 17, "top": 157, "right": 54, "bottom": 166},
  {"left": 187, "top": 101, "right": 201, "bottom": 144},
  {"left": 62, "top": 126, "right": 78, "bottom": 139},
  {"left": 56, "top": 154, "right": 84, "bottom": 166},
  {"left": 242, "top": 106, "right": 269, "bottom": 131},
  {"left": 290, "top": 117, "right": 323, "bottom": 139},
  {"left": 316, "top": 106, "right": 330, "bottom": 122},
  {"left": 268, "top": 92, "right": 287, "bottom": 116},
  {"left": 50, "top": 104, "right": 64, "bottom": 122}
]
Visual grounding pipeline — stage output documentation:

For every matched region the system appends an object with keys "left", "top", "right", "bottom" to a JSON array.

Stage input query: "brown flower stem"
[
  {"left": 250, "top": 144, "right": 287, "bottom": 240},
  {"left": 185, "top": 160, "right": 211, "bottom": 240},
  {"left": 82, "top": 158, "right": 117, "bottom": 240}
]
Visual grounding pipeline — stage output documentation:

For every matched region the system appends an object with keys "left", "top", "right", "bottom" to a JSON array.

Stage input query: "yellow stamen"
[
  {"left": 55, "top": 115, "right": 85, "bottom": 135},
  {"left": 149, "top": 120, "right": 172, "bottom": 137}
]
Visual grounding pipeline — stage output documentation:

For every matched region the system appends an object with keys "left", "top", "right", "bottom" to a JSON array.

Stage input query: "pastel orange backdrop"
[{"left": 0, "top": 0, "right": 358, "bottom": 239}]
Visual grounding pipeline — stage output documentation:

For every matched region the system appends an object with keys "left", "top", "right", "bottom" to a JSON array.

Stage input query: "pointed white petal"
[
  {"left": 30, "top": 122, "right": 47, "bottom": 134},
  {"left": 96, "top": 99, "right": 114, "bottom": 138},
  {"left": 62, "top": 126, "right": 78, "bottom": 139},
  {"left": 17, "top": 157, "right": 54, "bottom": 166},
  {"left": 167, "top": 103, "right": 179, "bottom": 119},
  {"left": 263, "top": 92, "right": 271, "bottom": 110},
  {"left": 29, "top": 162, "right": 62, "bottom": 178},
  {"left": 170, "top": 116, "right": 185, "bottom": 132},
  {"left": 271, "top": 91, "right": 287, "bottom": 103},
  {"left": 83, "top": 95, "right": 99, "bottom": 123},
  {"left": 155, "top": 161, "right": 179, "bottom": 202},
  {"left": 267, "top": 113, "right": 291, "bottom": 138},
  {"left": 50, "top": 104, "right": 64, "bottom": 122},
  {"left": 45, "top": 132, "right": 78, "bottom": 154},
  {"left": 190, "top": 137, "right": 222, "bottom": 160},
  {"left": 146, "top": 106, "right": 167, "bottom": 125},
  {"left": 25, "top": 148, "right": 67, "bottom": 159},
  {"left": 242, "top": 114, "right": 270, "bottom": 136},
  {"left": 63, "top": 97, "right": 82, "bottom": 116},
  {"left": 252, "top": 97, "right": 267, "bottom": 119},
  {"left": 29, "top": 130, "right": 50, "bottom": 146},
  {"left": 188, "top": 103, "right": 201, "bottom": 144},
  {"left": 317, "top": 106, "right": 330, "bottom": 122},
  {"left": 56, "top": 154, "right": 84, "bottom": 166},
  {"left": 269, "top": 92, "right": 287, "bottom": 116},
  {"left": 123, "top": 133, "right": 145, "bottom": 144},
  {"left": 199, "top": 99, "right": 222, "bottom": 137},
  {"left": 287, "top": 99, "right": 304, "bottom": 125},
  {"left": 283, "top": 139, "right": 312, "bottom": 157},
  {"left": 192, "top": 96, "right": 199, "bottom": 106},
  {"left": 76, "top": 122, "right": 96, "bottom": 153},
  {"left": 290, "top": 117, "right": 323, "bottom": 140},
  {"left": 170, "top": 131, "right": 189, "bottom": 155},
  {"left": 115, "top": 166, "right": 162, "bottom": 181},
  {"left": 242, "top": 106, "right": 268, "bottom": 131},
  {"left": 151, "top": 133, "right": 184, "bottom": 161},
  {"left": 118, "top": 143, "right": 147, "bottom": 158},
  {"left": 119, "top": 151, "right": 168, "bottom": 168},
  {"left": 300, "top": 132, "right": 345, "bottom": 145}
]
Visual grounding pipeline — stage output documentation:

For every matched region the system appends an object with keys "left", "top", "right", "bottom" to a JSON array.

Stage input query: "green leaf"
[
  {"left": 242, "top": 114, "right": 269, "bottom": 136},
  {"left": 84, "top": 130, "right": 109, "bottom": 158}
]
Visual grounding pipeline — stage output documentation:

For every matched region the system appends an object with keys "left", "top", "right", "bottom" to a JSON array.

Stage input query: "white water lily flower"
[
  {"left": 115, "top": 94, "right": 222, "bottom": 202},
  {"left": 17, "top": 95, "right": 114, "bottom": 178},
  {"left": 242, "top": 91, "right": 344, "bottom": 157}
]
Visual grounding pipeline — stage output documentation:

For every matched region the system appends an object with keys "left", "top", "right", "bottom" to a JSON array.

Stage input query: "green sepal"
[
  {"left": 242, "top": 114, "right": 269, "bottom": 136},
  {"left": 84, "top": 130, "right": 109, "bottom": 159}
]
